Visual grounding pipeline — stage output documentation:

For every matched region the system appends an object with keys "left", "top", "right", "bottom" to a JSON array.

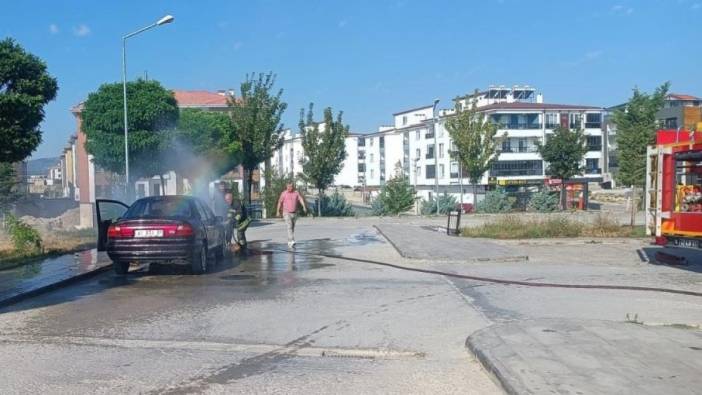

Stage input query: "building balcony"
[
  {"left": 499, "top": 147, "right": 539, "bottom": 154},
  {"left": 495, "top": 123, "right": 542, "bottom": 130},
  {"left": 585, "top": 122, "right": 602, "bottom": 129},
  {"left": 585, "top": 168, "right": 602, "bottom": 174},
  {"left": 425, "top": 132, "right": 435, "bottom": 139},
  {"left": 425, "top": 154, "right": 435, "bottom": 159},
  {"left": 587, "top": 145, "right": 602, "bottom": 152}
]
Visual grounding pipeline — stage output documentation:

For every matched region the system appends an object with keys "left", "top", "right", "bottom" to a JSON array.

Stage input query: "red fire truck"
[{"left": 646, "top": 126, "right": 702, "bottom": 249}]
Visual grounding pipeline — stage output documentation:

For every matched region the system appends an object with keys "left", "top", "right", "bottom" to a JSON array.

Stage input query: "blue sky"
[{"left": 2, "top": 0, "right": 701, "bottom": 159}]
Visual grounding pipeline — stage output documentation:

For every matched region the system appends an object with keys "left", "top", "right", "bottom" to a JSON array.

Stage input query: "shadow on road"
[{"left": 640, "top": 246, "right": 702, "bottom": 274}]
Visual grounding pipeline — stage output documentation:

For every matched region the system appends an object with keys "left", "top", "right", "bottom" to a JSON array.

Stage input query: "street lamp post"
[
  {"left": 432, "top": 99, "right": 440, "bottom": 200},
  {"left": 122, "top": 14, "right": 174, "bottom": 198}
]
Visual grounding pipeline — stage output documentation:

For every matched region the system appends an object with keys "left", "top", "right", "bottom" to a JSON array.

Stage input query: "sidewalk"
[
  {"left": 374, "top": 223, "right": 527, "bottom": 262},
  {"left": 0, "top": 249, "right": 112, "bottom": 308},
  {"left": 467, "top": 318, "right": 702, "bottom": 395}
]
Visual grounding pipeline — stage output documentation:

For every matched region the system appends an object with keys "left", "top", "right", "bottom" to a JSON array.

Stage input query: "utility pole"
[{"left": 432, "top": 99, "right": 440, "bottom": 200}]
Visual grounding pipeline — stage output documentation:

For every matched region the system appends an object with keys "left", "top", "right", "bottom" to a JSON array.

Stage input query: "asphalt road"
[{"left": 0, "top": 220, "right": 500, "bottom": 394}]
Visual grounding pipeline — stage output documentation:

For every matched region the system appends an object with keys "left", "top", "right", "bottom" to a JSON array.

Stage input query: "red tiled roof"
[
  {"left": 477, "top": 102, "right": 601, "bottom": 111},
  {"left": 667, "top": 93, "right": 700, "bottom": 101},
  {"left": 172, "top": 90, "right": 229, "bottom": 107}
]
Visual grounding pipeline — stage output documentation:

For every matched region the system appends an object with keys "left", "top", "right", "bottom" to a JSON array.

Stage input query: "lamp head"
[{"left": 156, "top": 15, "right": 174, "bottom": 25}]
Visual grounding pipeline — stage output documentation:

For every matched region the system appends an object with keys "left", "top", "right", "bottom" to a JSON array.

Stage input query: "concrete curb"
[
  {"left": 465, "top": 331, "right": 520, "bottom": 395},
  {"left": 0, "top": 263, "right": 113, "bottom": 309}
]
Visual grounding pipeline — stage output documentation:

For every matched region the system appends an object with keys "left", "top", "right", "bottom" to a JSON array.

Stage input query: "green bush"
[
  {"left": 527, "top": 189, "right": 559, "bottom": 212},
  {"left": 461, "top": 214, "right": 642, "bottom": 239},
  {"left": 319, "top": 190, "right": 354, "bottom": 216},
  {"left": 420, "top": 198, "right": 436, "bottom": 215},
  {"left": 475, "top": 189, "right": 512, "bottom": 213},
  {"left": 371, "top": 197, "right": 386, "bottom": 216},
  {"left": 421, "top": 193, "right": 458, "bottom": 215},
  {"left": 377, "top": 175, "right": 415, "bottom": 215},
  {"left": 4, "top": 214, "right": 42, "bottom": 253}
]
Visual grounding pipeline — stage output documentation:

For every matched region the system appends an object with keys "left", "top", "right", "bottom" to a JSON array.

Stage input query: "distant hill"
[{"left": 27, "top": 157, "right": 60, "bottom": 176}]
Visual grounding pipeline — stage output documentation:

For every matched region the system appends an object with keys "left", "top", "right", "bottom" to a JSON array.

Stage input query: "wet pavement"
[
  {"left": 0, "top": 220, "right": 500, "bottom": 394},
  {"left": 0, "top": 249, "right": 111, "bottom": 307},
  {"left": 2, "top": 217, "right": 700, "bottom": 394}
]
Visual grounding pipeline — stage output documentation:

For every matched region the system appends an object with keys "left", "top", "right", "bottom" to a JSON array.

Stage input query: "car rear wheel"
[
  {"left": 114, "top": 260, "right": 129, "bottom": 275},
  {"left": 215, "top": 236, "right": 227, "bottom": 262},
  {"left": 191, "top": 244, "right": 207, "bottom": 275}
]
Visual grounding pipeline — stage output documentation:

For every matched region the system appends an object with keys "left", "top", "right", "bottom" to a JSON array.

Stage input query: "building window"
[
  {"left": 370, "top": 138, "right": 374, "bottom": 147},
  {"left": 490, "top": 160, "right": 543, "bottom": 177},
  {"left": 358, "top": 137, "right": 365, "bottom": 147},
  {"left": 439, "top": 164, "right": 445, "bottom": 178},
  {"left": 501, "top": 139, "right": 511, "bottom": 153},
  {"left": 586, "top": 158, "right": 600, "bottom": 174},
  {"left": 370, "top": 153, "right": 374, "bottom": 162},
  {"left": 439, "top": 143, "right": 444, "bottom": 159},
  {"left": 569, "top": 113, "right": 582, "bottom": 129},
  {"left": 426, "top": 144, "right": 435, "bottom": 159},
  {"left": 426, "top": 164, "right": 436, "bottom": 179},
  {"left": 450, "top": 162, "right": 459, "bottom": 178},
  {"left": 379, "top": 136, "right": 385, "bottom": 148},
  {"left": 545, "top": 113, "right": 559, "bottom": 129},
  {"left": 415, "top": 130, "right": 420, "bottom": 140},
  {"left": 358, "top": 163, "right": 366, "bottom": 172},
  {"left": 586, "top": 136, "right": 602, "bottom": 151},
  {"left": 402, "top": 115, "right": 408, "bottom": 126},
  {"left": 415, "top": 148, "right": 420, "bottom": 159},
  {"left": 664, "top": 117, "right": 678, "bottom": 129},
  {"left": 370, "top": 169, "right": 374, "bottom": 178},
  {"left": 585, "top": 113, "right": 602, "bottom": 129}
]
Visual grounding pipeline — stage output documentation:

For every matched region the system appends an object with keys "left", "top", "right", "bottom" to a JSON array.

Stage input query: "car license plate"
[
  {"left": 134, "top": 229, "right": 163, "bottom": 238},
  {"left": 673, "top": 238, "right": 700, "bottom": 249}
]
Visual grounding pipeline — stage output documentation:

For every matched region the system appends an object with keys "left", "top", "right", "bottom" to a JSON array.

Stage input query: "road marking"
[{"left": 0, "top": 334, "right": 424, "bottom": 360}]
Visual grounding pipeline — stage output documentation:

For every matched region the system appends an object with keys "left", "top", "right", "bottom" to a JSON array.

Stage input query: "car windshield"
[{"left": 123, "top": 198, "right": 193, "bottom": 219}]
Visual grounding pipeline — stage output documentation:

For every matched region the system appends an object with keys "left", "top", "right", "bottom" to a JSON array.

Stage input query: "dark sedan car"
[{"left": 96, "top": 196, "right": 226, "bottom": 275}]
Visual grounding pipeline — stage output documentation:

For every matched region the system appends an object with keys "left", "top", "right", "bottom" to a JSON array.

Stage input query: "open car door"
[{"left": 96, "top": 199, "right": 129, "bottom": 251}]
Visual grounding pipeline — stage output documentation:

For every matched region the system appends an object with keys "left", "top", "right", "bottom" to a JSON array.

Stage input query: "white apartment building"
[
  {"left": 271, "top": 127, "right": 363, "bottom": 188},
  {"left": 270, "top": 85, "right": 608, "bottom": 204}
]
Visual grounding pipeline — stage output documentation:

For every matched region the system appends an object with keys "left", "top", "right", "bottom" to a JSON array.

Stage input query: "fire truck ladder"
[{"left": 645, "top": 146, "right": 671, "bottom": 237}]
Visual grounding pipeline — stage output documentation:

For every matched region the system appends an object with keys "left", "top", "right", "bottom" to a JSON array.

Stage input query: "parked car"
[{"left": 96, "top": 195, "right": 226, "bottom": 275}]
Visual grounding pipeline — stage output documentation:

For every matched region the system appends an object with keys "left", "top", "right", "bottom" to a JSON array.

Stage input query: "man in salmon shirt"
[{"left": 277, "top": 182, "right": 308, "bottom": 247}]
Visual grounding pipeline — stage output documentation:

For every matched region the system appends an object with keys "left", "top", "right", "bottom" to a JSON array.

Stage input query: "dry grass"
[{"left": 461, "top": 214, "right": 645, "bottom": 239}]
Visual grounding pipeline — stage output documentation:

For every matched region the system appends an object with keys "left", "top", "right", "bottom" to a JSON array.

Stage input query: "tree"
[
  {"left": 0, "top": 163, "right": 20, "bottom": 213},
  {"left": 81, "top": 79, "right": 179, "bottom": 192},
  {"left": 537, "top": 126, "right": 588, "bottom": 209},
  {"left": 445, "top": 90, "right": 501, "bottom": 205},
  {"left": 613, "top": 83, "right": 669, "bottom": 187},
  {"left": 377, "top": 174, "right": 415, "bottom": 215},
  {"left": 0, "top": 38, "right": 58, "bottom": 164},
  {"left": 229, "top": 73, "right": 287, "bottom": 205},
  {"left": 299, "top": 103, "right": 349, "bottom": 216},
  {"left": 173, "top": 108, "right": 241, "bottom": 191}
]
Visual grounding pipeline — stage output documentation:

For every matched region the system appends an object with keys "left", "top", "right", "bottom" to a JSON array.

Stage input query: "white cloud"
[
  {"left": 692, "top": 3, "right": 701, "bottom": 10},
  {"left": 585, "top": 50, "right": 603, "bottom": 60},
  {"left": 563, "top": 50, "right": 604, "bottom": 67},
  {"left": 49, "top": 24, "right": 59, "bottom": 34},
  {"left": 611, "top": 4, "right": 634, "bottom": 15},
  {"left": 338, "top": 19, "right": 348, "bottom": 28},
  {"left": 73, "top": 24, "right": 91, "bottom": 37}
]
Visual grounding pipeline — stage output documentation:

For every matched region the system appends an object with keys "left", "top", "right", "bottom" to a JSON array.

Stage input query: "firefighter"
[{"left": 227, "top": 192, "right": 251, "bottom": 252}]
